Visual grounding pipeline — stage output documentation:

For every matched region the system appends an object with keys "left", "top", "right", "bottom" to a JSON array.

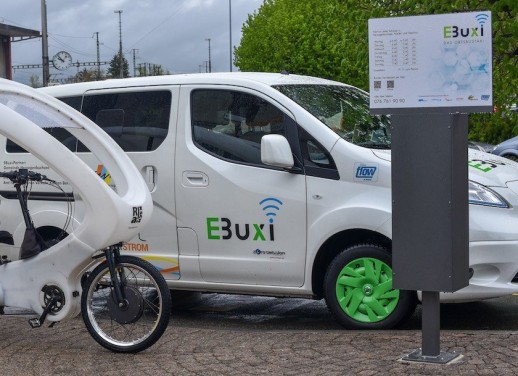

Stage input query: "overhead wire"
[
  {"left": 9, "top": 0, "right": 203, "bottom": 79},
  {"left": 48, "top": 35, "right": 96, "bottom": 58},
  {"left": 125, "top": 0, "right": 188, "bottom": 52}
]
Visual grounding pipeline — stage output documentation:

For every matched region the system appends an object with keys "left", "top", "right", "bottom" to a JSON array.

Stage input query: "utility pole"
[
  {"left": 94, "top": 32, "right": 101, "bottom": 79},
  {"left": 41, "top": 0, "right": 49, "bottom": 86},
  {"left": 114, "top": 10, "right": 123, "bottom": 78},
  {"left": 205, "top": 38, "right": 211, "bottom": 73},
  {"left": 229, "top": 0, "right": 232, "bottom": 72},
  {"left": 132, "top": 49, "right": 138, "bottom": 77}
]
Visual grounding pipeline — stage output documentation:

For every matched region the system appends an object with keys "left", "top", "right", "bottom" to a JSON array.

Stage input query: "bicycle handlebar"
[{"left": 0, "top": 169, "right": 52, "bottom": 184}]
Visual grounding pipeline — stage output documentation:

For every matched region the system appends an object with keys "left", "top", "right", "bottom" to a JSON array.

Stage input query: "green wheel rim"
[{"left": 335, "top": 257, "right": 399, "bottom": 323}]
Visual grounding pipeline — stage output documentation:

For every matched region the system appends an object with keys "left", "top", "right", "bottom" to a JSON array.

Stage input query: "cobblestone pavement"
[{"left": 0, "top": 313, "right": 516, "bottom": 376}]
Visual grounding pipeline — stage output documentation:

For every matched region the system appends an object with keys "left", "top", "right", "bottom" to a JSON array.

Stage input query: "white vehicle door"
[
  {"left": 72, "top": 87, "right": 181, "bottom": 279},
  {"left": 175, "top": 86, "right": 307, "bottom": 287}
]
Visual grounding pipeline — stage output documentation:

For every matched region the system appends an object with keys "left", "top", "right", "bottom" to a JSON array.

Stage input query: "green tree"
[
  {"left": 73, "top": 68, "right": 104, "bottom": 82},
  {"left": 137, "top": 63, "right": 168, "bottom": 77},
  {"left": 149, "top": 64, "right": 168, "bottom": 76},
  {"left": 29, "top": 74, "right": 42, "bottom": 88},
  {"left": 107, "top": 52, "right": 130, "bottom": 78},
  {"left": 235, "top": 0, "right": 517, "bottom": 144},
  {"left": 235, "top": 0, "right": 380, "bottom": 89}
]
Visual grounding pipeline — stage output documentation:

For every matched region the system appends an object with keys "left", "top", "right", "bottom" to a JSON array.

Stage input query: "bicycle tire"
[{"left": 81, "top": 255, "right": 171, "bottom": 353}]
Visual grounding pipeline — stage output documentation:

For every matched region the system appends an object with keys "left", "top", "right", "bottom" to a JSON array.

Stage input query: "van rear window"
[
  {"left": 6, "top": 96, "right": 83, "bottom": 153},
  {"left": 80, "top": 91, "right": 171, "bottom": 152},
  {"left": 6, "top": 91, "right": 171, "bottom": 153},
  {"left": 59, "top": 96, "right": 82, "bottom": 111}
]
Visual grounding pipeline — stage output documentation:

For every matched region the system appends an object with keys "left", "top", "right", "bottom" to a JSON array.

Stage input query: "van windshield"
[{"left": 273, "top": 84, "right": 391, "bottom": 149}]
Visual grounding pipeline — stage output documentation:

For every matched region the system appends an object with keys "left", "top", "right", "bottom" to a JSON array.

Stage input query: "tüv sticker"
[{"left": 354, "top": 163, "right": 379, "bottom": 182}]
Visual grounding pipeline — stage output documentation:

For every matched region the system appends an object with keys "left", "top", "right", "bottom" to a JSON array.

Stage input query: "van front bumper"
[{"left": 424, "top": 240, "right": 518, "bottom": 303}]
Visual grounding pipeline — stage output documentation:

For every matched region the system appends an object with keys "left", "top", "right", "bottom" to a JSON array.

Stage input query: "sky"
[{"left": 1, "top": 0, "right": 263, "bottom": 84}]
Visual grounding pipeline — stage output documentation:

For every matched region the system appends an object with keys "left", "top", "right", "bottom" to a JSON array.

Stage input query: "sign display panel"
[{"left": 368, "top": 12, "right": 492, "bottom": 113}]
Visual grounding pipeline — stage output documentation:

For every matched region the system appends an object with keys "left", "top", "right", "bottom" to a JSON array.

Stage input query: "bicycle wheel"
[{"left": 81, "top": 255, "right": 171, "bottom": 353}]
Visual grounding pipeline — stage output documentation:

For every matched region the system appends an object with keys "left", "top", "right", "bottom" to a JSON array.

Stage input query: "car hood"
[
  {"left": 371, "top": 149, "right": 518, "bottom": 187},
  {"left": 495, "top": 135, "right": 518, "bottom": 149}
]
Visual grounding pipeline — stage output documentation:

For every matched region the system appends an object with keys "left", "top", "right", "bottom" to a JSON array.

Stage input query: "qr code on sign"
[
  {"left": 387, "top": 80, "right": 395, "bottom": 89},
  {"left": 374, "top": 81, "right": 381, "bottom": 89}
]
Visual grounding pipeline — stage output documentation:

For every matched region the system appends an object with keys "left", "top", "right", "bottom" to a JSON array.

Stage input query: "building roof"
[{"left": 0, "top": 23, "right": 40, "bottom": 40}]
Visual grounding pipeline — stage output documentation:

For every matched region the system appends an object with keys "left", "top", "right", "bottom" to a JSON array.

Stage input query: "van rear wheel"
[{"left": 324, "top": 244, "right": 416, "bottom": 329}]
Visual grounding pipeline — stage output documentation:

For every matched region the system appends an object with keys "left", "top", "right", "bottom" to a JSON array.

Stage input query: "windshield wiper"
[{"left": 358, "top": 141, "right": 391, "bottom": 149}]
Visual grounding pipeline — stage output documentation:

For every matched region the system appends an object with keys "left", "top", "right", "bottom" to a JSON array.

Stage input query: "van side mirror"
[{"left": 261, "top": 134, "right": 294, "bottom": 169}]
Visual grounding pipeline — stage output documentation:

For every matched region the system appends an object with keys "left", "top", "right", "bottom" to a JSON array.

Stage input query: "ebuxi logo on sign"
[
  {"left": 206, "top": 197, "right": 283, "bottom": 241},
  {"left": 475, "top": 13, "right": 489, "bottom": 26},
  {"left": 443, "top": 13, "right": 488, "bottom": 38}
]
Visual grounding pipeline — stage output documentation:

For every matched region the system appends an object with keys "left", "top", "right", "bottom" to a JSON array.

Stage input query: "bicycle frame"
[{"left": 0, "top": 79, "right": 153, "bottom": 323}]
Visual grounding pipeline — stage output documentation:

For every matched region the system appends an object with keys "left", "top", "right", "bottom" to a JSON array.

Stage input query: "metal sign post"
[
  {"left": 368, "top": 11, "right": 493, "bottom": 364},
  {"left": 391, "top": 112, "right": 468, "bottom": 363}
]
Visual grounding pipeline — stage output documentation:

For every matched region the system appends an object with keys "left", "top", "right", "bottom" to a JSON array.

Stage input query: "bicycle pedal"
[{"left": 28, "top": 318, "right": 41, "bottom": 328}]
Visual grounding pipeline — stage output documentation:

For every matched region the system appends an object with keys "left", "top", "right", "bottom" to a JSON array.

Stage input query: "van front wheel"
[{"left": 324, "top": 244, "right": 416, "bottom": 329}]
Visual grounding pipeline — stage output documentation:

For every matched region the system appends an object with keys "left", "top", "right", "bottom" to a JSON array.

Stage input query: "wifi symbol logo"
[
  {"left": 475, "top": 13, "right": 489, "bottom": 26},
  {"left": 259, "top": 197, "right": 283, "bottom": 224}
]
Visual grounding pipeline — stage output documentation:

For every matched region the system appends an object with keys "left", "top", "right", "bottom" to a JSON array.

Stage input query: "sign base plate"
[{"left": 402, "top": 349, "right": 461, "bottom": 364}]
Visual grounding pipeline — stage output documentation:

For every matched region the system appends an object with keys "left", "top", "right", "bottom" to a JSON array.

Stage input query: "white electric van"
[{"left": 1, "top": 73, "right": 517, "bottom": 329}]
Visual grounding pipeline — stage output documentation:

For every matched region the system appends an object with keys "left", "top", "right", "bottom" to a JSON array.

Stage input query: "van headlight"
[{"left": 468, "top": 181, "right": 509, "bottom": 208}]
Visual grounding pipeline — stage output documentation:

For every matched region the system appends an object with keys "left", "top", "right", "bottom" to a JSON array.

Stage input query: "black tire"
[
  {"left": 503, "top": 154, "right": 518, "bottom": 162},
  {"left": 324, "top": 244, "right": 416, "bottom": 329},
  {"left": 81, "top": 255, "right": 171, "bottom": 353}
]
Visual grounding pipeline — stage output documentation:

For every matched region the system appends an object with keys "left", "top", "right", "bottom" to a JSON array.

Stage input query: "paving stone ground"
[{"left": 0, "top": 314, "right": 516, "bottom": 375}]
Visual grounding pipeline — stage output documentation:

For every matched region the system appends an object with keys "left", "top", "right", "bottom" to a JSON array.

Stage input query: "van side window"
[
  {"left": 59, "top": 96, "right": 82, "bottom": 111},
  {"left": 191, "top": 89, "right": 289, "bottom": 167},
  {"left": 80, "top": 91, "right": 171, "bottom": 152},
  {"left": 5, "top": 92, "right": 171, "bottom": 153},
  {"left": 298, "top": 127, "right": 339, "bottom": 180},
  {"left": 5, "top": 96, "right": 83, "bottom": 153}
]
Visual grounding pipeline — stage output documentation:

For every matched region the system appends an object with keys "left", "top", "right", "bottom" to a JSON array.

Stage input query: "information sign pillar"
[{"left": 368, "top": 11, "right": 492, "bottom": 364}]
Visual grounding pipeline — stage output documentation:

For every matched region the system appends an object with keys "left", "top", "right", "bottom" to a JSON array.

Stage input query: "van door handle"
[
  {"left": 182, "top": 171, "right": 209, "bottom": 187},
  {"left": 144, "top": 166, "right": 156, "bottom": 191}
]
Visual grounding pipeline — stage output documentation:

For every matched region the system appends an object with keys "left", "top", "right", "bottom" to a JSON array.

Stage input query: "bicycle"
[
  {"left": 0, "top": 78, "right": 171, "bottom": 353},
  {"left": 0, "top": 169, "right": 170, "bottom": 353}
]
